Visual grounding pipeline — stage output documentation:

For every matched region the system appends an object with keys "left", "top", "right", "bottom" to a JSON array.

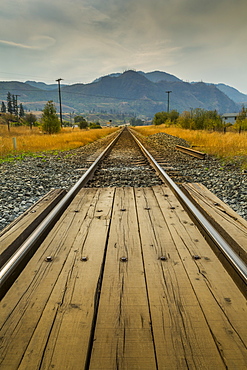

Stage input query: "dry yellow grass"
[
  {"left": 133, "top": 125, "right": 247, "bottom": 168},
  {"left": 0, "top": 125, "right": 118, "bottom": 159}
]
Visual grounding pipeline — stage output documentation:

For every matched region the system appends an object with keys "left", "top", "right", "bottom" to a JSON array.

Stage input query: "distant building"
[{"left": 222, "top": 113, "right": 239, "bottom": 124}]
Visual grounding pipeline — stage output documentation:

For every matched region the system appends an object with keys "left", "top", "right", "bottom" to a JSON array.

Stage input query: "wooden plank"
[
  {"left": 152, "top": 185, "right": 247, "bottom": 368},
  {"left": 0, "top": 188, "right": 114, "bottom": 369},
  {"left": 1, "top": 185, "right": 246, "bottom": 369},
  {"left": 176, "top": 145, "right": 206, "bottom": 159},
  {"left": 1, "top": 188, "right": 96, "bottom": 323},
  {"left": 0, "top": 189, "right": 66, "bottom": 266},
  {"left": 135, "top": 186, "right": 226, "bottom": 369},
  {"left": 181, "top": 182, "right": 247, "bottom": 264},
  {"left": 89, "top": 187, "right": 157, "bottom": 369}
]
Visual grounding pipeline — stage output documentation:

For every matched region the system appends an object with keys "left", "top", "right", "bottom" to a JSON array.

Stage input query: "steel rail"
[
  {"left": 0, "top": 129, "right": 123, "bottom": 298},
  {"left": 129, "top": 128, "right": 247, "bottom": 291}
]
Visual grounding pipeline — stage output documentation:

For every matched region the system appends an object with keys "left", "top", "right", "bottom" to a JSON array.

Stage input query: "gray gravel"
[
  {"left": 0, "top": 130, "right": 246, "bottom": 232},
  {"left": 144, "top": 132, "right": 247, "bottom": 220},
  {"left": 0, "top": 133, "right": 117, "bottom": 231},
  {"left": 85, "top": 129, "right": 163, "bottom": 188}
]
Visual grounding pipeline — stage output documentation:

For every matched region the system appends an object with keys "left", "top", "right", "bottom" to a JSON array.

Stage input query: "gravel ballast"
[
  {"left": 145, "top": 132, "right": 247, "bottom": 219},
  {"left": 0, "top": 131, "right": 246, "bottom": 232}
]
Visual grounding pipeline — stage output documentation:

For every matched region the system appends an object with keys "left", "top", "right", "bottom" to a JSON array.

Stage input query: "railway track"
[
  {"left": 2, "top": 127, "right": 245, "bottom": 296},
  {"left": 1, "top": 127, "right": 247, "bottom": 369}
]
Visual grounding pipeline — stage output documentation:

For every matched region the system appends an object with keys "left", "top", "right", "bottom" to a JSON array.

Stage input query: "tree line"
[
  {"left": 152, "top": 107, "right": 247, "bottom": 132},
  {"left": 2, "top": 94, "right": 246, "bottom": 134},
  {"left": 1, "top": 92, "right": 38, "bottom": 131},
  {"left": 0, "top": 98, "right": 103, "bottom": 134},
  {"left": 1, "top": 92, "right": 25, "bottom": 118}
]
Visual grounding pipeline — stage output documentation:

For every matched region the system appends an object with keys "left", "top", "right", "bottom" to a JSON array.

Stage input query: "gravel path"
[{"left": 0, "top": 130, "right": 246, "bottom": 232}]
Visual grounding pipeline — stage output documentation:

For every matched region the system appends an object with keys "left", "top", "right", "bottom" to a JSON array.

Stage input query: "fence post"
[{"left": 12, "top": 137, "right": 17, "bottom": 150}]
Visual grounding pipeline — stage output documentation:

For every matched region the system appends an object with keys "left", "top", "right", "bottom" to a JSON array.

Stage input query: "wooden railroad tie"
[{"left": 176, "top": 145, "right": 206, "bottom": 159}]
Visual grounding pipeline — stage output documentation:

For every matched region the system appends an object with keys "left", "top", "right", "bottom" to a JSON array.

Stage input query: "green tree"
[
  {"left": 177, "top": 111, "right": 194, "bottom": 129},
  {"left": 2, "top": 113, "right": 15, "bottom": 131},
  {"left": 192, "top": 108, "right": 206, "bottom": 130},
  {"left": 1, "top": 101, "right": 6, "bottom": 113},
  {"left": 12, "top": 95, "right": 18, "bottom": 117},
  {"left": 169, "top": 110, "right": 179, "bottom": 123},
  {"left": 202, "top": 110, "right": 222, "bottom": 131},
  {"left": 7, "top": 92, "right": 13, "bottom": 114},
  {"left": 41, "top": 101, "right": 61, "bottom": 134},
  {"left": 177, "top": 109, "right": 223, "bottom": 130},
  {"left": 237, "top": 106, "right": 247, "bottom": 121},
  {"left": 19, "top": 103, "right": 25, "bottom": 118},
  {"left": 130, "top": 117, "right": 144, "bottom": 126},
  {"left": 89, "top": 122, "right": 102, "bottom": 129},
  {"left": 235, "top": 106, "right": 247, "bottom": 132},
  {"left": 74, "top": 115, "right": 88, "bottom": 129},
  {"left": 152, "top": 111, "right": 169, "bottom": 125},
  {"left": 25, "top": 113, "right": 37, "bottom": 130}
]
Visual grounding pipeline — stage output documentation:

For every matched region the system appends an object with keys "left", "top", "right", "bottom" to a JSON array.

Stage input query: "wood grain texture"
[
  {"left": 89, "top": 187, "right": 157, "bottom": 369},
  {"left": 1, "top": 185, "right": 246, "bottom": 370},
  {"left": 135, "top": 186, "right": 226, "bottom": 369},
  {"left": 0, "top": 189, "right": 66, "bottom": 265},
  {"left": 181, "top": 182, "right": 247, "bottom": 264},
  {"left": 153, "top": 185, "right": 247, "bottom": 369},
  {"left": 0, "top": 188, "right": 114, "bottom": 369}
]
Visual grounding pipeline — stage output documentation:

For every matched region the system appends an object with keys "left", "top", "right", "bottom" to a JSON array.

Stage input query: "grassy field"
[
  {"left": 133, "top": 125, "right": 247, "bottom": 169},
  {"left": 0, "top": 125, "right": 118, "bottom": 161},
  {"left": 1, "top": 125, "right": 246, "bottom": 168}
]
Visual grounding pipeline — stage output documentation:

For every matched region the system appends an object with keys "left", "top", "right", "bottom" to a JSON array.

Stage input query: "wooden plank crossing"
[
  {"left": 1, "top": 185, "right": 246, "bottom": 369},
  {"left": 181, "top": 182, "right": 247, "bottom": 264},
  {"left": 0, "top": 189, "right": 66, "bottom": 267}
]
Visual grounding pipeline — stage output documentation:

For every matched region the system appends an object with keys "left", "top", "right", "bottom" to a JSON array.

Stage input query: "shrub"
[
  {"left": 74, "top": 115, "right": 88, "bottom": 129},
  {"left": 41, "top": 101, "right": 61, "bottom": 134},
  {"left": 89, "top": 122, "right": 102, "bottom": 129},
  {"left": 24, "top": 113, "right": 37, "bottom": 129}
]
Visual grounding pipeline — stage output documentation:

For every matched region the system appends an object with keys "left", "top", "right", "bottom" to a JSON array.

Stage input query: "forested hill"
[{"left": 0, "top": 70, "right": 240, "bottom": 117}]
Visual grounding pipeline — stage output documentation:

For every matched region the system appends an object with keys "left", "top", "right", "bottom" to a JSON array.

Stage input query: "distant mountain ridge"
[
  {"left": 0, "top": 70, "right": 244, "bottom": 117},
  {"left": 93, "top": 70, "right": 247, "bottom": 103},
  {"left": 215, "top": 83, "right": 247, "bottom": 104},
  {"left": 93, "top": 70, "right": 181, "bottom": 84},
  {"left": 25, "top": 81, "right": 67, "bottom": 91}
]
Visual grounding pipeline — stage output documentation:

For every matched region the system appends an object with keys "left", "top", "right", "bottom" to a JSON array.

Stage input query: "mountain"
[
  {"left": 215, "top": 84, "right": 247, "bottom": 104},
  {"left": 53, "top": 71, "right": 240, "bottom": 115},
  {"left": 25, "top": 81, "right": 67, "bottom": 91},
  {"left": 138, "top": 70, "right": 181, "bottom": 83},
  {"left": 0, "top": 70, "right": 240, "bottom": 117},
  {"left": 0, "top": 81, "right": 57, "bottom": 104},
  {"left": 0, "top": 81, "right": 42, "bottom": 93},
  {"left": 93, "top": 70, "right": 181, "bottom": 83}
]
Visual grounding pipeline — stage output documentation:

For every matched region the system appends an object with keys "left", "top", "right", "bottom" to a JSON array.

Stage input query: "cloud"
[
  {"left": 0, "top": 36, "right": 56, "bottom": 50},
  {"left": 30, "top": 36, "right": 56, "bottom": 49},
  {"left": 0, "top": 0, "right": 246, "bottom": 93},
  {"left": 0, "top": 40, "right": 33, "bottom": 49}
]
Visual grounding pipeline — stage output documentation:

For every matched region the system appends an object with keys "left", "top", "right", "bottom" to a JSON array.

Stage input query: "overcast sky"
[{"left": 0, "top": 0, "right": 246, "bottom": 93}]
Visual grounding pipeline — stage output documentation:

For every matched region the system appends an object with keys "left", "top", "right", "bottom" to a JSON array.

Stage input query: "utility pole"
[
  {"left": 14, "top": 95, "right": 20, "bottom": 119},
  {"left": 56, "top": 78, "right": 63, "bottom": 127},
  {"left": 166, "top": 91, "right": 172, "bottom": 113}
]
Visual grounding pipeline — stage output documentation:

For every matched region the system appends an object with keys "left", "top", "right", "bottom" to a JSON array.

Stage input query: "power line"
[
  {"left": 0, "top": 87, "right": 163, "bottom": 102},
  {"left": 0, "top": 83, "right": 168, "bottom": 102}
]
